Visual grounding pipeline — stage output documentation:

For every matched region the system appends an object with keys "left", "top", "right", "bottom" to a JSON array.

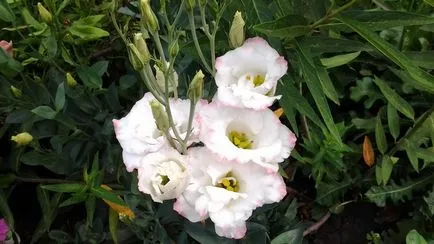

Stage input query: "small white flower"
[
  {"left": 214, "top": 37, "right": 287, "bottom": 110},
  {"left": 196, "top": 102, "right": 296, "bottom": 172},
  {"left": 113, "top": 92, "right": 202, "bottom": 172},
  {"left": 174, "top": 147, "right": 287, "bottom": 239},
  {"left": 155, "top": 62, "right": 178, "bottom": 93},
  {"left": 137, "top": 147, "right": 188, "bottom": 202}
]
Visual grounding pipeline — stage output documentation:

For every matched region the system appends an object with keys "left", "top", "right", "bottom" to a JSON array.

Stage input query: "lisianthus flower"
[
  {"left": 137, "top": 147, "right": 188, "bottom": 203},
  {"left": 0, "top": 219, "right": 9, "bottom": 241},
  {"left": 0, "top": 40, "right": 13, "bottom": 57},
  {"left": 196, "top": 102, "right": 296, "bottom": 172},
  {"left": 113, "top": 92, "right": 201, "bottom": 172},
  {"left": 174, "top": 147, "right": 287, "bottom": 239},
  {"left": 214, "top": 37, "right": 287, "bottom": 110}
]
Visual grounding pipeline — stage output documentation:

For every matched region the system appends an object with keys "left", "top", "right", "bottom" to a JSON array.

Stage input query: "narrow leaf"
[
  {"left": 31, "top": 106, "right": 57, "bottom": 119},
  {"left": 320, "top": 51, "right": 361, "bottom": 68},
  {"left": 407, "top": 149, "right": 419, "bottom": 172},
  {"left": 109, "top": 208, "right": 119, "bottom": 244},
  {"left": 387, "top": 103, "right": 400, "bottom": 140},
  {"left": 381, "top": 156, "right": 393, "bottom": 185},
  {"left": 253, "top": 15, "right": 310, "bottom": 39},
  {"left": 375, "top": 114, "right": 388, "bottom": 154},
  {"left": 375, "top": 164, "right": 382, "bottom": 185},
  {"left": 55, "top": 82, "right": 65, "bottom": 111},
  {"left": 314, "top": 60, "right": 340, "bottom": 105},
  {"left": 374, "top": 77, "right": 415, "bottom": 120},
  {"left": 41, "top": 183, "right": 85, "bottom": 193},
  {"left": 91, "top": 187, "right": 126, "bottom": 206}
]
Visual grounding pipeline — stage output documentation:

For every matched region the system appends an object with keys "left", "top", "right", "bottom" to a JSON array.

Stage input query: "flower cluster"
[{"left": 114, "top": 37, "right": 296, "bottom": 239}]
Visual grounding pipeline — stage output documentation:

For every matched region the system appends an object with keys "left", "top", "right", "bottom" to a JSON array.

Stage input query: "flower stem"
[
  {"left": 187, "top": 10, "right": 213, "bottom": 74},
  {"left": 183, "top": 99, "right": 196, "bottom": 149}
]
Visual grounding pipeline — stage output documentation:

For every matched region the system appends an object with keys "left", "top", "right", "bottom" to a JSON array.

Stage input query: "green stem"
[
  {"left": 187, "top": 11, "right": 213, "bottom": 74},
  {"left": 183, "top": 99, "right": 196, "bottom": 148},
  {"left": 388, "top": 105, "right": 434, "bottom": 156},
  {"left": 398, "top": 0, "right": 415, "bottom": 50},
  {"left": 139, "top": 69, "right": 166, "bottom": 105},
  {"left": 171, "top": 0, "right": 185, "bottom": 29},
  {"left": 151, "top": 31, "right": 167, "bottom": 63},
  {"left": 310, "top": 0, "right": 358, "bottom": 28},
  {"left": 110, "top": 12, "right": 128, "bottom": 45}
]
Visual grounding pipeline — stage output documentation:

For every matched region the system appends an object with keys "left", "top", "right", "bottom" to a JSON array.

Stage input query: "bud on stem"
[
  {"left": 11, "top": 132, "right": 33, "bottom": 146},
  {"left": 127, "top": 43, "right": 145, "bottom": 71},
  {"left": 187, "top": 70, "right": 204, "bottom": 104},
  {"left": 185, "top": 0, "right": 196, "bottom": 11},
  {"left": 37, "top": 2, "right": 52, "bottom": 24},
  {"left": 229, "top": 11, "right": 245, "bottom": 48},
  {"left": 150, "top": 100, "right": 170, "bottom": 132},
  {"left": 140, "top": 0, "right": 159, "bottom": 32},
  {"left": 134, "top": 33, "right": 151, "bottom": 63},
  {"left": 169, "top": 40, "right": 179, "bottom": 58},
  {"left": 66, "top": 73, "right": 78, "bottom": 88},
  {"left": 10, "top": 85, "right": 22, "bottom": 98}
]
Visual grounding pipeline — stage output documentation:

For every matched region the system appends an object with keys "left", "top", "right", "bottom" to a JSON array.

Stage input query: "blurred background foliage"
[{"left": 0, "top": 0, "right": 434, "bottom": 243}]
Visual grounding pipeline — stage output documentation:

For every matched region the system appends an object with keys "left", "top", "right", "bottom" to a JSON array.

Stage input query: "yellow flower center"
[
  {"left": 246, "top": 74, "right": 265, "bottom": 87},
  {"left": 229, "top": 131, "right": 252, "bottom": 149},
  {"left": 216, "top": 172, "right": 239, "bottom": 192}
]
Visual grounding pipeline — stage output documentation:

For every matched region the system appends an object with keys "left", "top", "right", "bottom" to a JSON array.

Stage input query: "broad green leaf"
[
  {"left": 91, "top": 186, "right": 126, "bottom": 206},
  {"left": 316, "top": 178, "right": 352, "bottom": 205},
  {"left": 375, "top": 164, "right": 382, "bottom": 185},
  {"left": 350, "top": 77, "right": 383, "bottom": 109},
  {"left": 271, "top": 228, "right": 303, "bottom": 244},
  {"left": 0, "top": 2, "right": 14, "bottom": 22},
  {"left": 184, "top": 221, "right": 220, "bottom": 244},
  {"left": 320, "top": 51, "right": 361, "bottom": 69},
  {"left": 406, "top": 230, "right": 428, "bottom": 244},
  {"left": 21, "top": 8, "right": 44, "bottom": 30},
  {"left": 74, "top": 15, "right": 105, "bottom": 26},
  {"left": 253, "top": 15, "right": 310, "bottom": 39},
  {"left": 406, "top": 149, "right": 419, "bottom": 172},
  {"left": 296, "top": 40, "right": 342, "bottom": 144},
  {"left": 314, "top": 60, "right": 340, "bottom": 105},
  {"left": 424, "top": 187, "right": 434, "bottom": 216},
  {"left": 41, "top": 183, "right": 86, "bottom": 193},
  {"left": 387, "top": 104, "right": 400, "bottom": 141},
  {"left": 55, "top": 83, "right": 65, "bottom": 111},
  {"left": 375, "top": 114, "right": 387, "bottom": 154},
  {"left": 68, "top": 25, "right": 109, "bottom": 41},
  {"left": 91, "top": 60, "right": 109, "bottom": 77},
  {"left": 32, "top": 106, "right": 57, "bottom": 119},
  {"left": 59, "top": 193, "right": 87, "bottom": 207},
  {"left": 278, "top": 78, "right": 325, "bottom": 131},
  {"left": 77, "top": 66, "right": 102, "bottom": 89},
  {"left": 339, "top": 17, "right": 434, "bottom": 94},
  {"left": 46, "top": 34, "right": 57, "bottom": 58},
  {"left": 300, "top": 36, "right": 373, "bottom": 54},
  {"left": 374, "top": 77, "right": 415, "bottom": 120},
  {"left": 381, "top": 156, "right": 393, "bottom": 185}
]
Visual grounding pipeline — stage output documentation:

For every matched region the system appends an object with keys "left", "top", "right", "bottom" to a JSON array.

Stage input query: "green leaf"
[
  {"left": 0, "top": 190, "right": 14, "bottom": 230},
  {"left": 314, "top": 60, "right": 340, "bottom": 105},
  {"left": 41, "top": 183, "right": 86, "bottom": 193},
  {"left": 296, "top": 40, "right": 342, "bottom": 144},
  {"left": 59, "top": 193, "right": 87, "bottom": 207},
  {"left": 55, "top": 82, "right": 65, "bottom": 111},
  {"left": 48, "top": 230, "right": 71, "bottom": 243},
  {"left": 423, "top": 187, "right": 434, "bottom": 216},
  {"left": 46, "top": 34, "right": 57, "bottom": 58},
  {"left": 91, "top": 186, "right": 126, "bottom": 206},
  {"left": 365, "top": 175, "right": 434, "bottom": 207},
  {"left": 68, "top": 25, "right": 109, "bottom": 41},
  {"left": 376, "top": 114, "right": 388, "bottom": 154},
  {"left": 21, "top": 8, "right": 44, "bottom": 30},
  {"left": 387, "top": 104, "right": 400, "bottom": 141},
  {"left": 85, "top": 195, "right": 96, "bottom": 227},
  {"left": 375, "top": 164, "right": 382, "bottom": 185},
  {"left": 184, "top": 222, "right": 220, "bottom": 244},
  {"left": 109, "top": 208, "right": 119, "bottom": 244},
  {"left": 74, "top": 15, "right": 105, "bottom": 26},
  {"left": 316, "top": 178, "right": 352, "bottom": 206},
  {"left": 77, "top": 66, "right": 102, "bottom": 89},
  {"left": 300, "top": 36, "right": 373, "bottom": 55},
  {"left": 0, "top": 173, "right": 16, "bottom": 188},
  {"left": 381, "top": 156, "right": 394, "bottom": 185},
  {"left": 405, "top": 51, "right": 434, "bottom": 69},
  {"left": 406, "top": 230, "right": 427, "bottom": 244},
  {"left": 91, "top": 60, "right": 109, "bottom": 77},
  {"left": 0, "top": 1, "right": 14, "bottom": 22},
  {"left": 271, "top": 228, "right": 304, "bottom": 244},
  {"left": 320, "top": 51, "right": 361, "bottom": 69},
  {"left": 374, "top": 77, "right": 415, "bottom": 120},
  {"left": 406, "top": 149, "right": 419, "bottom": 172},
  {"left": 253, "top": 14, "right": 310, "bottom": 39},
  {"left": 32, "top": 106, "right": 57, "bottom": 119},
  {"left": 278, "top": 78, "right": 325, "bottom": 131},
  {"left": 425, "top": 0, "right": 434, "bottom": 7},
  {"left": 36, "top": 186, "right": 51, "bottom": 226},
  {"left": 338, "top": 16, "right": 434, "bottom": 94}
]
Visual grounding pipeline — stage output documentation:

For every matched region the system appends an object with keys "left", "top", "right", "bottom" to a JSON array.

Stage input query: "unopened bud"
[
  {"left": 229, "top": 11, "right": 245, "bottom": 48},
  {"left": 10, "top": 85, "right": 22, "bottom": 98},
  {"left": 134, "top": 33, "right": 151, "bottom": 63},
  {"left": 37, "top": 2, "right": 52, "bottom": 24},
  {"left": 199, "top": 0, "right": 207, "bottom": 6},
  {"left": 11, "top": 132, "right": 33, "bottom": 146},
  {"left": 185, "top": 0, "right": 196, "bottom": 11},
  {"left": 187, "top": 70, "right": 204, "bottom": 104},
  {"left": 140, "top": 0, "right": 159, "bottom": 32},
  {"left": 169, "top": 40, "right": 179, "bottom": 58},
  {"left": 150, "top": 100, "right": 170, "bottom": 132},
  {"left": 66, "top": 73, "right": 77, "bottom": 88},
  {"left": 127, "top": 43, "right": 145, "bottom": 71}
]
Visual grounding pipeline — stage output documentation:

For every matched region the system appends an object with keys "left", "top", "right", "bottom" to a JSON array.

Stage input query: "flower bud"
[
  {"left": 11, "top": 132, "right": 33, "bottom": 146},
  {"left": 127, "top": 43, "right": 145, "bottom": 71},
  {"left": 139, "top": 0, "right": 159, "bottom": 32},
  {"left": 0, "top": 40, "right": 13, "bottom": 57},
  {"left": 169, "top": 40, "right": 179, "bottom": 58},
  {"left": 37, "top": 2, "right": 52, "bottom": 24},
  {"left": 184, "top": 0, "right": 196, "bottom": 11},
  {"left": 229, "top": 11, "right": 245, "bottom": 48},
  {"left": 187, "top": 70, "right": 204, "bottom": 104},
  {"left": 66, "top": 73, "right": 77, "bottom": 88},
  {"left": 154, "top": 62, "right": 178, "bottom": 93},
  {"left": 10, "top": 86, "right": 22, "bottom": 98},
  {"left": 133, "top": 33, "right": 151, "bottom": 63},
  {"left": 150, "top": 100, "right": 170, "bottom": 132},
  {"left": 199, "top": 0, "right": 207, "bottom": 6}
]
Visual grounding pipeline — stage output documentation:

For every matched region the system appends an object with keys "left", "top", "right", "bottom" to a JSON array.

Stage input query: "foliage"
[{"left": 0, "top": 0, "right": 433, "bottom": 243}]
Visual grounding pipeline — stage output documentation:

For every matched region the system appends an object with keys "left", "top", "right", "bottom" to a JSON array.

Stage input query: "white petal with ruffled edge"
[
  {"left": 214, "top": 37, "right": 287, "bottom": 110},
  {"left": 197, "top": 102, "right": 296, "bottom": 172},
  {"left": 174, "top": 147, "right": 287, "bottom": 239},
  {"left": 137, "top": 147, "right": 188, "bottom": 203}
]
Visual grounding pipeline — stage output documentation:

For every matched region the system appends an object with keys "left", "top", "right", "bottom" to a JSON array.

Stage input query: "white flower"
[
  {"left": 137, "top": 147, "right": 188, "bottom": 203},
  {"left": 155, "top": 62, "right": 178, "bottom": 93},
  {"left": 113, "top": 92, "right": 202, "bottom": 172},
  {"left": 214, "top": 37, "right": 287, "bottom": 110},
  {"left": 174, "top": 147, "right": 287, "bottom": 239},
  {"left": 196, "top": 102, "right": 296, "bottom": 172}
]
